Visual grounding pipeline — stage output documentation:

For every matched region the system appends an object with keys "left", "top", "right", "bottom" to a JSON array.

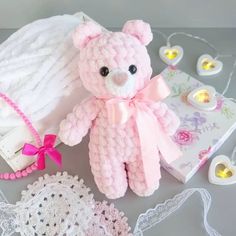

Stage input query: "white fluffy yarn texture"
[{"left": 0, "top": 13, "right": 83, "bottom": 129}]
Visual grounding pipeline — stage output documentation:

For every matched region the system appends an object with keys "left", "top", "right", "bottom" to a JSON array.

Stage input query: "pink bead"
[
  {"left": 4, "top": 173, "right": 9, "bottom": 180},
  {"left": 22, "top": 170, "right": 28, "bottom": 177},
  {"left": 16, "top": 171, "right": 22, "bottom": 178},
  {"left": 0, "top": 93, "right": 42, "bottom": 180},
  {"left": 10, "top": 173, "right": 16, "bottom": 180},
  {"left": 26, "top": 167, "right": 32, "bottom": 174},
  {"left": 31, "top": 164, "right": 37, "bottom": 170}
]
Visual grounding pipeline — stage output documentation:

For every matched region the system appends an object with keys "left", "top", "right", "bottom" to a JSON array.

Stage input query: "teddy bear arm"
[
  {"left": 149, "top": 102, "right": 180, "bottom": 136},
  {"left": 59, "top": 97, "right": 99, "bottom": 146}
]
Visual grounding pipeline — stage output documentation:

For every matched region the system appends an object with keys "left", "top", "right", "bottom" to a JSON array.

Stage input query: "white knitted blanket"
[{"left": 0, "top": 13, "right": 84, "bottom": 131}]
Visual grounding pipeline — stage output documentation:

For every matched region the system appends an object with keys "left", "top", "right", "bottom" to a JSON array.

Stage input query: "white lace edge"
[{"left": 133, "top": 188, "right": 221, "bottom": 236}]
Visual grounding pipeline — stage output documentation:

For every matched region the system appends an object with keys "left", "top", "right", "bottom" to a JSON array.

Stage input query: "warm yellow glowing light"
[
  {"left": 202, "top": 59, "right": 216, "bottom": 70},
  {"left": 194, "top": 90, "right": 210, "bottom": 103},
  {"left": 215, "top": 164, "right": 233, "bottom": 179},
  {"left": 165, "top": 49, "right": 178, "bottom": 60}
]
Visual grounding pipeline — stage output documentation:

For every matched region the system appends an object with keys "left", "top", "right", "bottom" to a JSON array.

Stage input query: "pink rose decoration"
[
  {"left": 174, "top": 129, "right": 194, "bottom": 146},
  {"left": 215, "top": 98, "right": 224, "bottom": 111},
  {"left": 198, "top": 146, "right": 211, "bottom": 169},
  {"left": 198, "top": 146, "right": 211, "bottom": 160}
]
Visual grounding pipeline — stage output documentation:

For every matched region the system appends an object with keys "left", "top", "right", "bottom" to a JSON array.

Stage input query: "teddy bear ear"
[
  {"left": 73, "top": 21, "right": 102, "bottom": 49},
  {"left": 122, "top": 20, "right": 153, "bottom": 46}
]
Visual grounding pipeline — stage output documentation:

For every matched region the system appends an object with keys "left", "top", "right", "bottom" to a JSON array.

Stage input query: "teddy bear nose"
[{"left": 112, "top": 72, "right": 128, "bottom": 86}]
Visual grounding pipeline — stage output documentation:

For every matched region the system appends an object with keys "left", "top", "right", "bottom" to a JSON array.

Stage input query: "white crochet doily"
[
  {"left": 0, "top": 172, "right": 131, "bottom": 236},
  {"left": 16, "top": 172, "right": 94, "bottom": 236},
  {"left": 87, "top": 201, "right": 132, "bottom": 236}
]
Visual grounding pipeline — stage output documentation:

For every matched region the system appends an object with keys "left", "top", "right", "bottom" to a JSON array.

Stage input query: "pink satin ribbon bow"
[
  {"left": 106, "top": 75, "right": 182, "bottom": 187},
  {"left": 22, "top": 134, "right": 62, "bottom": 170}
]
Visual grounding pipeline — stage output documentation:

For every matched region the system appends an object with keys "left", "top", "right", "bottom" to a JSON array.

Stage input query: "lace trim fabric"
[
  {"left": 0, "top": 191, "right": 8, "bottom": 204},
  {"left": 133, "top": 188, "right": 221, "bottom": 236},
  {"left": 0, "top": 172, "right": 131, "bottom": 236},
  {"left": 0, "top": 188, "right": 17, "bottom": 236},
  {"left": 0, "top": 203, "right": 17, "bottom": 236}
]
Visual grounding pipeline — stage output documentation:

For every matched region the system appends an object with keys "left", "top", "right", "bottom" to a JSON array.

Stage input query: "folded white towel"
[{"left": 0, "top": 13, "right": 84, "bottom": 129}]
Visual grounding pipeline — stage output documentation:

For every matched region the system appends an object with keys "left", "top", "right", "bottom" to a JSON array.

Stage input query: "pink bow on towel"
[
  {"left": 22, "top": 134, "right": 62, "bottom": 170},
  {"left": 106, "top": 75, "right": 182, "bottom": 187}
]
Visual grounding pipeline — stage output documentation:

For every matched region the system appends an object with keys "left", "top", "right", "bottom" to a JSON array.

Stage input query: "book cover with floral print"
[{"left": 161, "top": 67, "right": 236, "bottom": 183}]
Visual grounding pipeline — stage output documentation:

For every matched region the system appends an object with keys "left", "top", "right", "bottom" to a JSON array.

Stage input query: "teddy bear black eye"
[
  {"left": 100, "top": 66, "right": 109, "bottom": 77},
  {"left": 129, "top": 65, "right": 137, "bottom": 74}
]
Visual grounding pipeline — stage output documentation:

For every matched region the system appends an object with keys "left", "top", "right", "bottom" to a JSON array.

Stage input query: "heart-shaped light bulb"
[
  {"left": 165, "top": 49, "right": 178, "bottom": 60},
  {"left": 159, "top": 45, "right": 184, "bottom": 66},
  {"left": 215, "top": 164, "right": 233, "bottom": 178},
  {"left": 209, "top": 155, "right": 236, "bottom": 185},
  {"left": 187, "top": 86, "right": 217, "bottom": 111},
  {"left": 194, "top": 90, "right": 210, "bottom": 103},
  {"left": 202, "top": 60, "right": 216, "bottom": 71},
  {"left": 197, "top": 54, "right": 223, "bottom": 76}
]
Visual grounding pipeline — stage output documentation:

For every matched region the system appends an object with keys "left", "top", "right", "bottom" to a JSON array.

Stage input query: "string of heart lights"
[{"left": 150, "top": 29, "right": 236, "bottom": 111}]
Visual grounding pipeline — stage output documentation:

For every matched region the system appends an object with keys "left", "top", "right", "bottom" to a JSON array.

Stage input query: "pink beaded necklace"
[{"left": 0, "top": 92, "right": 62, "bottom": 180}]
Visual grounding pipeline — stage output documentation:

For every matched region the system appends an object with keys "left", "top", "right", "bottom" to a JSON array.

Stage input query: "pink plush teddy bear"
[{"left": 59, "top": 20, "right": 181, "bottom": 199}]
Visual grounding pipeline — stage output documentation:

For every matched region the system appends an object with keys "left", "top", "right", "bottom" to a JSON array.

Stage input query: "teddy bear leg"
[
  {"left": 90, "top": 156, "right": 128, "bottom": 199},
  {"left": 127, "top": 155, "right": 161, "bottom": 197}
]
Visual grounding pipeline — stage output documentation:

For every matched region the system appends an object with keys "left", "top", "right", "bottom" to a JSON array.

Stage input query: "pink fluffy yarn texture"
[
  {"left": 122, "top": 20, "right": 153, "bottom": 46},
  {"left": 59, "top": 20, "right": 180, "bottom": 199}
]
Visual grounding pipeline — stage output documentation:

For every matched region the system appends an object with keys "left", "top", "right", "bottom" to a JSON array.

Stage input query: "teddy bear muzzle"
[
  {"left": 111, "top": 71, "right": 128, "bottom": 86},
  {"left": 105, "top": 69, "right": 135, "bottom": 97}
]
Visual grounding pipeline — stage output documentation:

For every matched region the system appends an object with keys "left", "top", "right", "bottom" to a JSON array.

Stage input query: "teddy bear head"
[{"left": 73, "top": 20, "right": 153, "bottom": 99}]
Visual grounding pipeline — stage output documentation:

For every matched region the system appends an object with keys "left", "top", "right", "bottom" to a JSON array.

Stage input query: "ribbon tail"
[
  {"left": 136, "top": 106, "right": 162, "bottom": 188},
  {"left": 46, "top": 149, "right": 62, "bottom": 168},
  {"left": 155, "top": 120, "right": 182, "bottom": 164},
  {"left": 44, "top": 134, "right": 57, "bottom": 147},
  {"left": 135, "top": 105, "right": 182, "bottom": 188},
  {"left": 37, "top": 153, "right": 46, "bottom": 170}
]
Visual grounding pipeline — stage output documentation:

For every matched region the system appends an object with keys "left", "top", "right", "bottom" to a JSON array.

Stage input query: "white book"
[{"left": 161, "top": 67, "right": 236, "bottom": 183}]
